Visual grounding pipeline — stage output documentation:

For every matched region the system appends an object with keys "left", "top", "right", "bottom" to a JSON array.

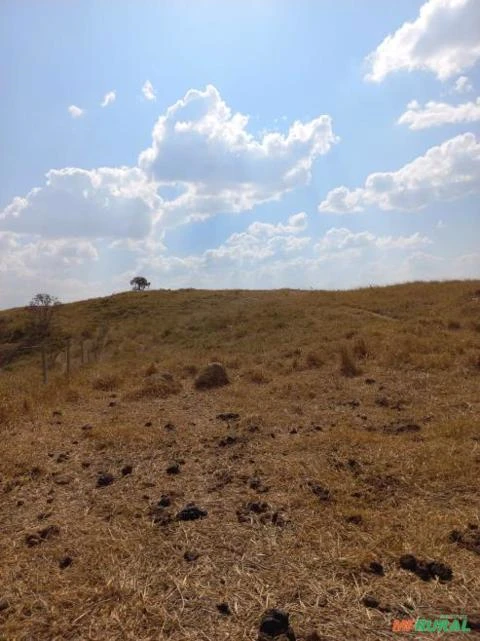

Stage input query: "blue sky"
[{"left": 1, "top": 0, "right": 479, "bottom": 308}]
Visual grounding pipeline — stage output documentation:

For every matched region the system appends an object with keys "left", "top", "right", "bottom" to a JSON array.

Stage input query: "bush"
[{"left": 92, "top": 374, "right": 121, "bottom": 391}]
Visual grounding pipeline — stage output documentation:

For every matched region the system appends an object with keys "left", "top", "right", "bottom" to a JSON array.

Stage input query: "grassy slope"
[{"left": 0, "top": 281, "right": 479, "bottom": 640}]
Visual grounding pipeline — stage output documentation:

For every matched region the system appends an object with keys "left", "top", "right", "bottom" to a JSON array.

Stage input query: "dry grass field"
[{"left": 1, "top": 281, "right": 479, "bottom": 641}]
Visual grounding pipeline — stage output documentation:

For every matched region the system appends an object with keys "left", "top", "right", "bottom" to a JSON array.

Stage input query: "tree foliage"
[
  {"left": 27, "top": 293, "right": 61, "bottom": 340},
  {"left": 130, "top": 276, "right": 151, "bottom": 291}
]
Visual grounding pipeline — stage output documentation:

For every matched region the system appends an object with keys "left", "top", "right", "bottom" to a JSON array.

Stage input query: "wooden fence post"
[{"left": 41, "top": 344, "right": 48, "bottom": 384}]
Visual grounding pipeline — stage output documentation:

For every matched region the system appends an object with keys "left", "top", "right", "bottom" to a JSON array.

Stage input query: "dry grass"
[{"left": 0, "top": 281, "right": 479, "bottom": 640}]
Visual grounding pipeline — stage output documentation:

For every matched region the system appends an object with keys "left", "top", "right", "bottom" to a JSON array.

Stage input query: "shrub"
[{"left": 92, "top": 374, "right": 121, "bottom": 391}]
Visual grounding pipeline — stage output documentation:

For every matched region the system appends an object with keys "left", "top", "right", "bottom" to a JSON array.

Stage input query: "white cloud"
[
  {"left": 142, "top": 80, "right": 156, "bottom": 101},
  {"left": 437, "top": 219, "right": 446, "bottom": 228},
  {"left": 365, "top": 0, "right": 480, "bottom": 82},
  {"left": 315, "top": 228, "right": 432, "bottom": 252},
  {"left": 0, "top": 167, "right": 161, "bottom": 239},
  {"left": 139, "top": 84, "right": 338, "bottom": 220},
  {"left": 100, "top": 90, "right": 116, "bottom": 107},
  {"left": 68, "top": 105, "right": 84, "bottom": 119},
  {"left": 398, "top": 97, "right": 480, "bottom": 129},
  {"left": 454, "top": 75, "right": 474, "bottom": 93},
  {"left": 319, "top": 133, "right": 480, "bottom": 213}
]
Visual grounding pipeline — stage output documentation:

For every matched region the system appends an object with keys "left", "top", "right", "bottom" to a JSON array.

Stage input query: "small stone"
[
  {"left": 259, "top": 609, "right": 291, "bottom": 636},
  {"left": 217, "top": 413, "right": 240, "bottom": 421},
  {"left": 144, "top": 421, "right": 152, "bottom": 427},
  {"left": 157, "top": 495, "right": 171, "bottom": 508},
  {"left": 368, "top": 561, "right": 384, "bottom": 576},
  {"left": 399, "top": 554, "right": 417, "bottom": 571},
  {"left": 0, "top": 598, "right": 10, "bottom": 612},
  {"left": 96, "top": 473, "right": 114, "bottom": 487},
  {"left": 216, "top": 602, "right": 231, "bottom": 615},
  {"left": 166, "top": 462, "right": 180, "bottom": 475},
  {"left": 183, "top": 550, "right": 199, "bottom": 562},
  {"left": 121, "top": 465, "right": 133, "bottom": 476},
  {"left": 176, "top": 503, "right": 208, "bottom": 521},
  {"left": 362, "top": 595, "right": 380, "bottom": 609},
  {"left": 59, "top": 556, "right": 73, "bottom": 569}
]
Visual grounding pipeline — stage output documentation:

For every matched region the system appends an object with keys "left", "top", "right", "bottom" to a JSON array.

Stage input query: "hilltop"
[{"left": 1, "top": 281, "right": 479, "bottom": 640}]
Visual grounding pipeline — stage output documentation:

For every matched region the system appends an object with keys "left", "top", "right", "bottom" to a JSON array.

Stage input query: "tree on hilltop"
[{"left": 130, "top": 276, "right": 150, "bottom": 291}]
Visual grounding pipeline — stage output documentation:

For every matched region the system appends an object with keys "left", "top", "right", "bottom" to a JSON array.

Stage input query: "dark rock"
[
  {"left": 194, "top": 362, "right": 229, "bottom": 390},
  {"left": 166, "top": 462, "right": 180, "bottom": 475},
  {"left": 81, "top": 424, "right": 93, "bottom": 431},
  {"left": 346, "top": 514, "right": 363, "bottom": 525},
  {"left": 308, "top": 482, "right": 331, "bottom": 501},
  {"left": 183, "top": 550, "right": 199, "bottom": 562},
  {"left": 0, "top": 598, "right": 9, "bottom": 612},
  {"left": 217, "top": 413, "right": 240, "bottom": 421},
  {"left": 56, "top": 453, "right": 69, "bottom": 463},
  {"left": 218, "top": 435, "right": 238, "bottom": 447},
  {"left": 216, "top": 602, "right": 231, "bottom": 615},
  {"left": 96, "top": 473, "right": 115, "bottom": 487},
  {"left": 164, "top": 422, "right": 175, "bottom": 431},
  {"left": 399, "top": 554, "right": 417, "bottom": 571},
  {"left": 365, "top": 378, "right": 376, "bottom": 385},
  {"left": 368, "top": 561, "right": 384, "bottom": 576},
  {"left": 259, "top": 609, "right": 295, "bottom": 639},
  {"left": 176, "top": 503, "right": 208, "bottom": 521},
  {"left": 59, "top": 556, "right": 73, "bottom": 569},
  {"left": 121, "top": 465, "right": 133, "bottom": 476},
  {"left": 427, "top": 561, "right": 453, "bottom": 581},
  {"left": 157, "top": 495, "right": 171, "bottom": 508},
  {"left": 144, "top": 421, "right": 152, "bottom": 427},
  {"left": 362, "top": 595, "right": 380, "bottom": 609}
]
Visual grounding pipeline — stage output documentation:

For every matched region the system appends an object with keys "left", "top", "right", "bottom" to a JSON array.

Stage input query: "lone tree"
[
  {"left": 27, "top": 293, "right": 61, "bottom": 340},
  {"left": 130, "top": 276, "right": 150, "bottom": 291}
]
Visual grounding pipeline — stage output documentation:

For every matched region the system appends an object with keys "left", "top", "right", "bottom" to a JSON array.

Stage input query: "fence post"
[
  {"left": 66, "top": 338, "right": 71, "bottom": 379},
  {"left": 41, "top": 344, "right": 48, "bottom": 384}
]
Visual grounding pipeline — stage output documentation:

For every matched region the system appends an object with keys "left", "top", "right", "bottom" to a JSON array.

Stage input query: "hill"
[{"left": 1, "top": 281, "right": 479, "bottom": 640}]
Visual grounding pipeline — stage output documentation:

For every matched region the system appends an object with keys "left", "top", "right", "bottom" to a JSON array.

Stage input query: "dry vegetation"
[{"left": 0, "top": 281, "right": 479, "bottom": 640}]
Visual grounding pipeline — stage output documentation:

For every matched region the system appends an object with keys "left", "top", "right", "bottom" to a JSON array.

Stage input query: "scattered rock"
[
  {"left": 144, "top": 421, "right": 152, "bottom": 427},
  {"left": 249, "top": 477, "right": 270, "bottom": 493},
  {"left": 121, "top": 465, "right": 133, "bottom": 476},
  {"left": 109, "top": 401, "right": 116, "bottom": 407},
  {"left": 166, "top": 462, "right": 181, "bottom": 475},
  {"left": 55, "top": 453, "right": 69, "bottom": 463},
  {"left": 183, "top": 550, "right": 199, "bottom": 562},
  {"left": 157, "top": 495, "right": 172, "bottom": 508},
  {"left": 367, "top": 561, "right": 384, "bottom": 576},
  {"left": 307, "top": 482, "right": 331, "bottom": 501},
  {"left": 218, "top": 435, "right": 239, "bottom": 447},
  {"left": 25, "top": 525, "right": 60, "bottom": 547},
  {"left": 194, "top": 363, "right": 229, "bottom": 390},
  {"left": 365, "top": 378, "right": 376, "bottom": 385},
  {"left": 81, "top": 424, "right": 93, "bottom": 431},
  {"left": 449, "top": 526, "right": 480, "bottom": 555},
  {"left": 217, "top": 602, "right": 231, "bottom": 615},
  {"left": 258, "top": 609, "right": 295, "bottom": 639},
  {"left": 59, "top": 556, "right": 73, "bottom": 569},
  {"left": 176, "top": 503, "right": 208, "bottom": 521},
  {"left": 383, "top": 420, "right": 420, "bottom": 435},
  {"left": 346, "top": 514, "right": 363, "bottom": 525},
  {"left": 362, "top": 595, "right": 380, "bottom": 609},
  {"left": 164, "top": 422, "right": 175, "bottom": 431},
  {"left": 399, "top": 554, "right": 452, "bottom": 581},
  {"left": 0, "top": 598, "right": 10, "bottom": 612},
  {"left": 96, "top": 473, "right": 115, "bottom": 488},
  {"left": 217, "top": 412, "right": 240, "bottom": 421}
]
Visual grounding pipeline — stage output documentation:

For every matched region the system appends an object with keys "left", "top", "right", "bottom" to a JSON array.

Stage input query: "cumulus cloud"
[
  {"left": 454, "top": 75, "right": 474, "bottom": 93},
  {"left": 398, "top": 97, "right": 480, "bottom": 129},
  {"left": 0, "top": 167, "right": 161, "bottom": 239},
  {"left": 68, "top": 105, "right": 84, "bottom": 118},
  {"left": 139, "top": 84, "right": 338, "bottom": 219},
  {"left": 142, "top": 80, "right": 156, "bottom": 101},
  {"left": 315, "top": 228, "right": 432, "bottom": 252},
  {"left": 365, "top": 0, "right": 480, "bottom": 82},
  {"left": 100, "top": 90, "right": 116, "bottom": 107},
  {"left": 319, "top": 133, "right": 480, "bottom": 213}
]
